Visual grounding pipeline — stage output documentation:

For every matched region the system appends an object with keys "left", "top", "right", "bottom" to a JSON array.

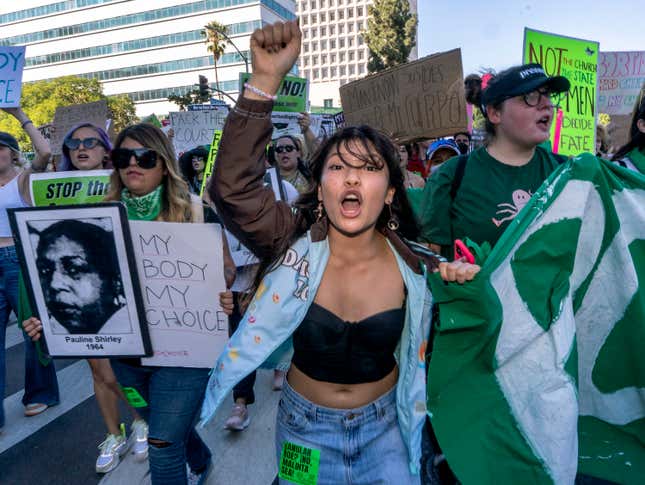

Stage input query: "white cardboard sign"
[
  {"left": 131, "top": 221, "right": 228, "bottom": 368},
  {"left": 0, "top": 46, "right": 26, "bottom": 108}
]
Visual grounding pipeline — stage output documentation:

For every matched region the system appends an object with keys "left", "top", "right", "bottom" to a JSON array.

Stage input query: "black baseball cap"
[
  {"left": 0, "top": 132, "right": 20, "bottom": 152},
  {"left": 481, "top": 63, "right": 570, "bottom": 112}
]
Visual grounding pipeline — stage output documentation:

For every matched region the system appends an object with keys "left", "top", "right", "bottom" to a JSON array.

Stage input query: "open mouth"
[
  {"left": 340, "top": 191, "right": 362, "bottom": 217},
  {"left": 77, "top": 153, "right": 90, "bottom": 161},
  {"left": 537, "top": 115, "right": 551, "bottom": 129}
]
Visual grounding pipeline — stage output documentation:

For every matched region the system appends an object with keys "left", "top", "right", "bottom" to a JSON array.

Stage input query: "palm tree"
[{"left": 201, "top": 20, "right": 230, "bottom": 100}]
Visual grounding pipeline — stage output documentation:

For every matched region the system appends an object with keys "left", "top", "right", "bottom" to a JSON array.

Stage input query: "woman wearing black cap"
[
  {"left": 419, "top": 63, "right": 571, "bottom": 259},
  {"left": 0, "top": 107, "right": 53, "bottom": 428}
]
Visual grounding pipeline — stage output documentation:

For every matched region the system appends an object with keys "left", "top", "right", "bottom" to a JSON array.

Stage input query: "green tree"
[
  {"left": 167, "top": 88, "right": 209, "bottom": 110},
  {"left": 0, "top": 76, "right": 138, "bottom": 150},
  {"left": 362, "top": 0, "right": 418, "bottom": 73},
  {"left": 201, "top": 20, "right": 230, "bottom": 99}
]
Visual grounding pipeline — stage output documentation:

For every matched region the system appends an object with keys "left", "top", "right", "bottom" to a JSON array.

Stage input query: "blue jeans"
[
  {"left": 110, "top": 360, "right": 211, "bottom": 485},
  {"left": 0, "top": 246, "right": 59, "bottom": 427},
  {"left": 276, "top": 379, "right": 420, "bottom": 485}
]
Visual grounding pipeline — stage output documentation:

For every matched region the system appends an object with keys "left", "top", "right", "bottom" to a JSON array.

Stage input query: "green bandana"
[
  {"left": 121, "top": 185, "right": 164, "bottom": 221},
  {"left": 626, "top": 147, "right": 645, "bottom": 174}
]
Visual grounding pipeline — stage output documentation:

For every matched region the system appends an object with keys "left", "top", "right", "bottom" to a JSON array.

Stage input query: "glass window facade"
[
  {"left": 0, "top": 0, "right": 294, "bottom": 46},
  {"left": 25, "top": 21, "right": 260, "bottom": 67},
  {"left": 0, "top": 0, "right": 117, "bottom": 26},
  {"left": 76, "top": 51, "right": 250, "bottom": 82},
  {"left": 127, "top": 79, "right": 240, "bottom": 102}
]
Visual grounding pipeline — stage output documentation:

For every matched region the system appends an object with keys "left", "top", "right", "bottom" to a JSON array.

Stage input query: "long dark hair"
[
  {"left": 612, "top": 85, "right": 645, "bottom": 161},
  {"left": 246, "top": 125, "right": 419, "bottom": 300}
]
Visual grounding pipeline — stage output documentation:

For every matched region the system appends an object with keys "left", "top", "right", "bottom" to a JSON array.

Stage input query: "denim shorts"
[{"left": 275, "top": 379, "right": 420, "bottom": 485}]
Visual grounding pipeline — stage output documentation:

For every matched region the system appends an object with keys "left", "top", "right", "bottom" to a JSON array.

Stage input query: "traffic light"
[{"left": 198, "top": 75, "right": 210, "bottom": 97}]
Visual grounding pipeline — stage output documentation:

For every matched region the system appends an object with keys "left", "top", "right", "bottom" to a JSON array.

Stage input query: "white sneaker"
[
  {"left": 95, "top": 429, "right": 128, "bottom": 473},
  {"left": 129, "top": 419, "right": 149, "bottom": 462}
]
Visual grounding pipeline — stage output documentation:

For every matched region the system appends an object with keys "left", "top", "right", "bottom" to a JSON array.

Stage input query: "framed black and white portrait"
[{"left": 8, "top": 203, "right": 152, "bottom": 358}]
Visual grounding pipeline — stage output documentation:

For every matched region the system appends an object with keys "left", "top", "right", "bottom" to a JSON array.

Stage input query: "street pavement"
[{"left": 1, "top": 314, "right": 279, "bottom": 485}]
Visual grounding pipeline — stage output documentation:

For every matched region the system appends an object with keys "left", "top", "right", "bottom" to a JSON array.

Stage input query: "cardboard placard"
[
  {"left": 51, "top": 100, "right": 110, "bottom": 155},
  {"left": 0, "top": 46, "right": 26, "bottom": 108},
  {"left": 169, "top": 108, "right": 228, "bottom": 155},
  {"left": 597, "top": 51, "right": 645, "bottom": 116},
  {"left": 30, "top": 170, "right": 112, "bottom": 206},
  {"left": 131, "top": 221, "right": 228, "bottom": 368},
  {"left": 239, "top": 73, "right": 308, "bottom": 112},
  {"left": 339, "top": 49, "right": 467, "bottom": 142},
  {"left": 523, "top": 28, "right": 599, "bottom": 156}
]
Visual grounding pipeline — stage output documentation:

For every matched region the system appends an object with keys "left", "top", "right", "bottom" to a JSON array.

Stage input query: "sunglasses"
[
  {"left": 111, "top": 148, "right": 159, "bottom": 169},
  {"left": 275, "top": 145, "right": 296, "bottom": 154},
  {"left": 64, "top": 137, "right": 103, "bottom": 151}
]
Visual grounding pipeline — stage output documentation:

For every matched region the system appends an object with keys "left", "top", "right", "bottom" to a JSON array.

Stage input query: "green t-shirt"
[{"left": 420, "top": 146, "right": 562, "bottom": 259}]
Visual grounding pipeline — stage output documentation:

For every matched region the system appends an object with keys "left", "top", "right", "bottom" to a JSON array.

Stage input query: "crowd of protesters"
[{"left": 1, "top": 18, "right": 643, "bottom": 485}]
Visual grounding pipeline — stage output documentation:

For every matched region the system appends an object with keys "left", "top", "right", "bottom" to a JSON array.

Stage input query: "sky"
[{"left": 417, "top": 0, "right": 644, "bottom": 75}]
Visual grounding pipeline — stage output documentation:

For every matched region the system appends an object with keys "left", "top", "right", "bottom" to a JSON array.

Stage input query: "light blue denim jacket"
[
  {"left": 200, "top": 231, "right": 434, "bottom": 473},
  {"left": 199, "top": 95, "right": 439, "bottom": 474}
]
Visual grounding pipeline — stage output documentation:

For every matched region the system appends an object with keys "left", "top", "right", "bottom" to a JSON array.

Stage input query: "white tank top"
[{"left": 0, "top": 175, "right": 27, "bottom": 237}]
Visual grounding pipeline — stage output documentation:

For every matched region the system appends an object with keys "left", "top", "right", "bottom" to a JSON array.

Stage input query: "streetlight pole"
[
  {"left": 210, "top": 88, "right": 237, "bottom": 105},
  {"left": 219, "top": 31, "right": 249, "bottom": 73}
]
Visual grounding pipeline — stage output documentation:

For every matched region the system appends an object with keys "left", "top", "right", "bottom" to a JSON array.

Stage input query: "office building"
[
  {"left": 0, "top": 0, "right": 296, "bottom": 116},
  {"left": 296, "top": 0, "right": 418, "bottom": 108}
]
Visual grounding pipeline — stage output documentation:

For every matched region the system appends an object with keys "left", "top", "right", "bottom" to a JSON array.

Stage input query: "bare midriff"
[{"left": 287, "top": 364, "right": 398, "bottom": 409}]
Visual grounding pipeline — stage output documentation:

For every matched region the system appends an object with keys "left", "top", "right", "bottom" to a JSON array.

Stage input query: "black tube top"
[{"left": 291, "top": 302, "right": 405, "bottom": 384}]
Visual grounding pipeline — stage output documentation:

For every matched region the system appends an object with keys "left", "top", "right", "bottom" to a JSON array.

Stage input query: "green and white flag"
[{"left": 427, "top": 154, "right": 644, "bottom": 484}]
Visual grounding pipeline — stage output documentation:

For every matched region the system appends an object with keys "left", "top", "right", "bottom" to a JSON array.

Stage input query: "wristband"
[
  {"left": 21, "top": 119, "right": 33, "bottom": 129},
  {"left": 243, "top": 82, "right": 277, "bottom": 101}
]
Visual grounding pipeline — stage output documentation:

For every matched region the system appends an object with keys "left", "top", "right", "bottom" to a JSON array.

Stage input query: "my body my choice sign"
[
  {"left": 523, "top": 28, "right": 599, "bottom": 156},
  {"left": 0, "top": 46, "right": 26, "bottom": 107}
]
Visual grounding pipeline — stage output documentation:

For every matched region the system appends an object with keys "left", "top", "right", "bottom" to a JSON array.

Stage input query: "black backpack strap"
[{"left": 450, "top": 154, "right": 469, "bottom": 200}]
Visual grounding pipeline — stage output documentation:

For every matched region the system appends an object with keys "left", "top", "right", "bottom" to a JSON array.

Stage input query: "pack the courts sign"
[
  {"left": 0, "top": 46, "right": 26, "bottom": 108},
  {"left": 339, "top": 49, "right": 467, "bottom": 142},
  {"left": 523, "top": 28, "right": 599, "bottom": 156}
]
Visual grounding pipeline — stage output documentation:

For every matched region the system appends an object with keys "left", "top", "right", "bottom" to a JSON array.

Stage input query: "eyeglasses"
[
  {"left": 64, "top": 137, "right": 103, "bottom": 151},
  {"left": 111, "top": 148, "right": 159, "bottom": 169},
  {"left": 275, "top": 145, "right": 296, "bottom": 154},
  {"left": 522, "top": 88, "right": 563, "bottom": 108}
]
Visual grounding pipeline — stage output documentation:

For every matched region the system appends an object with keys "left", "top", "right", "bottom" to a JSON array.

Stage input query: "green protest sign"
[
  {"left": 523, "top": 28, "right": 599, "bottom": 156},
  {"left": 199, "top": 130, "right": 222, "bottom": 197},
  {"left": 30, "top": 170, "right": 112, "bottom": 206},
  {"left": 239, "top": 73, "right": 308, "bottom": 112}
]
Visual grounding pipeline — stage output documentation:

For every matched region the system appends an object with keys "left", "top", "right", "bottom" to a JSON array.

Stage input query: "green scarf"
[
  {"left": 626, "top": 147, "right": 645, "bottom": 174},
  {"left": 121, "top": 185, "right": 164, "bottom": 221}
]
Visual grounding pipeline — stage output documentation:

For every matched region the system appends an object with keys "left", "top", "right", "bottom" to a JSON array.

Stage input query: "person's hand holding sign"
[{"left": 244, "top": 21, "right": 301, "bottom": 101}]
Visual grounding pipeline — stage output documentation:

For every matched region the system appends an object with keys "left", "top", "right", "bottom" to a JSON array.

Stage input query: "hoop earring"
[
  {"left": 387, "top": 203, "right": 399, "bottom": 231},
  {"left": 314, "top": 201, "right": 325, "bottom": 222}
]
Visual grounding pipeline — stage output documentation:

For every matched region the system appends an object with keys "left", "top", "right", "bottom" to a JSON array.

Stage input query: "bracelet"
[
  {"left": 21, "top": 119, "right": 33, "bottom": 129},
  {"left": 243, "top": 82, "right": 277, "bottom": 101}
]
